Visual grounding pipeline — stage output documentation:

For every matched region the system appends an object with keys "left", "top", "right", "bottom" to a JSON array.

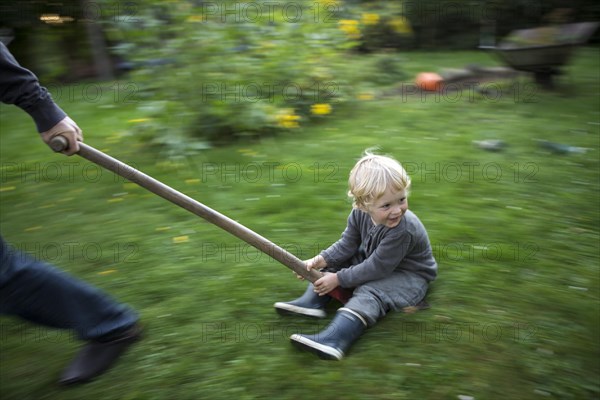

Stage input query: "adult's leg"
[
  {"left": 0, "top": 235, "right": 138, "bottom": 340},
  {"left": 0, "top": 235, "right": 141, "bottom": 384}
]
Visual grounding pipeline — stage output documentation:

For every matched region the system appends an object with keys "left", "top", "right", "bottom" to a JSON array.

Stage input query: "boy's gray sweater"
[{"left": 321, "top": 208, "right": 438, "bottom": 288}]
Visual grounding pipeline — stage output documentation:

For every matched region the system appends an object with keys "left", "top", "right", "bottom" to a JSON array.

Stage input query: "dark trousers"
[{"left": 0, "top": 235, "right": 137, "bottom": 340}]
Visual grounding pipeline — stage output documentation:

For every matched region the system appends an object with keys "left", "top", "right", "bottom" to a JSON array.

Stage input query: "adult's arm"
[{"left": 0, "top": 42, "right": 81, "bottom": 154}]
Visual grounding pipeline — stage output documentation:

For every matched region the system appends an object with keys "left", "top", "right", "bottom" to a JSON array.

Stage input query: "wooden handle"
[
  {"left": 65, "top": 138, "right": 332, "bottom": 280},
  {"left": 49, "top": 136, "right": 69, "bottom": 152}
]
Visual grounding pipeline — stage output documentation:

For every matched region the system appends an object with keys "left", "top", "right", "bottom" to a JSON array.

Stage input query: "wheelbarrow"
[
  {"left": 50, "top": 136, "right": 353, "bottom": 304},
  {"left": 479, "top": 21, "right": 599, "bottom": 88}
]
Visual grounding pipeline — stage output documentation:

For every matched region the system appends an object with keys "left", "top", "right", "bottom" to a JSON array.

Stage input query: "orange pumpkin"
[{"left": 416, "top": 72, "right": 443, "bottom": 92}]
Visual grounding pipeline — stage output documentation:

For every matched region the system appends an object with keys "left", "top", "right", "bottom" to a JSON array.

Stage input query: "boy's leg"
[
  {"left": 290, "top": 307, "right": 367, "bottom": 360},
  {"left": 274, "top": 282, "right": 330, "bottom": 318},
  {"left": 344, "top": 270, "right": 428, "bottom": 326}
]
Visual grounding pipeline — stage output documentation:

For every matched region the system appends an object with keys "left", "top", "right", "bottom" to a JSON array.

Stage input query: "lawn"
[{"left": 0, "top": 49, "right": 598, "bottom": 399}]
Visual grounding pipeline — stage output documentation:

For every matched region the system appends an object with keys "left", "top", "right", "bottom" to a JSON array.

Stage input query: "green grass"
[{"left": 1, "top": 49, "right": 599, "bottom": 399}]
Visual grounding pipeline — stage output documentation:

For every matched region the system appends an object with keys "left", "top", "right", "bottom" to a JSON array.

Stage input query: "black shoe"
[
  {"left": 290, "top": 308, "right": 366, "bottom": 360},
  {"left": 274, "top": 283, "right": 331, "bottom": 318},
  {"left": 59, "top": 323, "right": 142, "bottom": 385}
]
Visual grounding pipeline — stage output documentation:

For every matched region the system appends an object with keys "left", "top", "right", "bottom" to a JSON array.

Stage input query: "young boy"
[{"left": 274, "top": 151, "right": 437, "bottom": 360}]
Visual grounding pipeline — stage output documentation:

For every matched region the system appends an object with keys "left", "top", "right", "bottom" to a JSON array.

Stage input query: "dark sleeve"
[{"left": 0, "top": 42, "right": 66, "bottom": 132}]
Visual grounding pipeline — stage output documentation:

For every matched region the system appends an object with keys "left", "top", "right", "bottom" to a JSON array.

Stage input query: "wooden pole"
[{"left": 50, "top": 137, "right": 353, "bottom": 303}]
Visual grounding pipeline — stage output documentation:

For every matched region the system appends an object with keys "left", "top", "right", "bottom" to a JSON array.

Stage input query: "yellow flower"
[
  {"left": 173, "top": 236, "right": 189, "bottom": 243},
  {"left": 389, "top": 16, "right": 413, "bottom": 34},
  {"left": 316, "top": 0, "right": 340, "bottom": 6},
  {"left": 361, "top": 13, "right": 380, "bottom": 26},
  {"left": 276, "top": 110, "right": 301, "bottom": 128},
  {"left": 311, "top": 103, "right": 332, "bottom": 115},
  {"left": 358, "top": 92, "right": 374, "bottom": 101},
  {"left": 186, "top": 15, "right": 203, "bottom": 23},
  {"left": 99, "top": 269, "right": 117, "bottom": 275},
  {"left": 339, "top": 20, "right": 360, "bottom": 39}
]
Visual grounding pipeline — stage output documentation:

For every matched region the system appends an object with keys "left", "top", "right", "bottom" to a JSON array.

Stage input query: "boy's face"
[{"left": 367, "top": 188, "right": 408, "bottom": 228}]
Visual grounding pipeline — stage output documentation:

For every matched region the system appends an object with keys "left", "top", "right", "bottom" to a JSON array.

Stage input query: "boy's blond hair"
[{"left": 348, "top": 151, "right": 411, "bottom": 210}]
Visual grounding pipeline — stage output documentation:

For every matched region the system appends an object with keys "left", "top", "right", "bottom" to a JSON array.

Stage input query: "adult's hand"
[{"left": 40, "top": 116, "right": 83, "bottom": 156}]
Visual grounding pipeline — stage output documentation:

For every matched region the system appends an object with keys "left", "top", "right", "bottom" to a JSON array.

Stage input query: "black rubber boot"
[
  {"left": 290, "top": 307, "right": 367, "bottom": 360},
  {"left": 274, "top": 283, "right": 331, "bottom": 318}
]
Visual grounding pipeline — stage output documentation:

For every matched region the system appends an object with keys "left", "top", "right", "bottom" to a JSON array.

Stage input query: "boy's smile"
[{"left": 367, "top": 188, "right": 408, "bottom": 228}]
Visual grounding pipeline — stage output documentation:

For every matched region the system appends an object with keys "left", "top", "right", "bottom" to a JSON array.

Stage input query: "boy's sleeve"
[
  {"left": 336, "top": 228, "right": 412, "bottom": 288},
  {"left": 0, "top": 42, "right": 66, "bottom": 132},
  {"left": 320, "top": 210, "right": 362, "bottom": 267}
]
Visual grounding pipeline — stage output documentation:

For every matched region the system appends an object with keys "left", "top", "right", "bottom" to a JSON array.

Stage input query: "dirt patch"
[{"left": 383, "top": 66, "right": 524, "bottom": 98}]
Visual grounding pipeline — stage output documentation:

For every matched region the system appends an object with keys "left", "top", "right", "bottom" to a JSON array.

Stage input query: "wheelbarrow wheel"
[{"left": 533, "top": 68, "right": 558, "bottom": 89}]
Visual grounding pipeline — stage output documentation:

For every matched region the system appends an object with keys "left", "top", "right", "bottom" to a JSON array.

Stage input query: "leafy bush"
[{"left": 108, "top": 0, "right": 357, "bottom": 144}]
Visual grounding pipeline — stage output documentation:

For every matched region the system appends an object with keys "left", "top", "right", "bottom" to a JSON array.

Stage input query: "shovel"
[{"left": 50, "top": 136, "right": 353, "bottom": 304}]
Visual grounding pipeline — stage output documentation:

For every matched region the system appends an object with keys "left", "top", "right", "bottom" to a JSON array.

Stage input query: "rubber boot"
[
  {"left": 274, "top": 283, "right": 331, "bottom": 318},
  {"left": 290, "top": 307, "right": 367, "bottom": 360}
]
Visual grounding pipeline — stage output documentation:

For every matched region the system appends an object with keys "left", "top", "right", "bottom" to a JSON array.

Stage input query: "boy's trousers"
[
  {"left": 344, "top": 269, "right": 428, "bottom": 326},
  {"left": 326, "top": 248, "right": 429, "bottom": 326}
]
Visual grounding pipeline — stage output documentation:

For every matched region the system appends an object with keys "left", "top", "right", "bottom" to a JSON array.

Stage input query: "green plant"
[
  {"left": 107, "top": 0, "right": 356, "bottom": 143},
  {"left": 0, "top": 48, "right": 598, "bottom": 400}
]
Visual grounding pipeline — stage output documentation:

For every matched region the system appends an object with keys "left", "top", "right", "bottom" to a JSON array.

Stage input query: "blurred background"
[
  {"left": 2, "top": 0, "right": 599, "bottom": 144},
  {"left": 1, "top": 1, "right": 599, "bottom": 399}
]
